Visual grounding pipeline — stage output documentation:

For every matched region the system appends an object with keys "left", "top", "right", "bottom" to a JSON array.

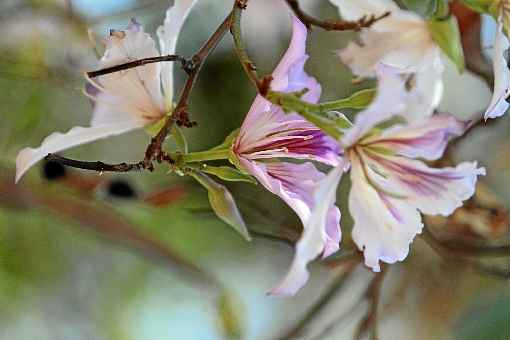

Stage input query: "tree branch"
[
  {"left": 354, "top": 268, "right": 386, "bottom": 340},
  {"left": 45, "top": 153, "right": 145, "bottom": 173},
  {"left": 143, "top": 10, "right": 235, "bottom": 168},
  {"left": 87, "top": 54, "right": 190, "bottom": 78},
  {"left": 284, "top": 0, "right": 390, "bottom": 31}
]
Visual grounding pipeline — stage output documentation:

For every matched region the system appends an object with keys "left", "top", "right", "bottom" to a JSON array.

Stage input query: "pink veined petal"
[
  {"left": 270, "top": 165, "right": 343, "bottom": 296},
  {"left": 91, "top": 19, "right": 166, "bottom": 125},
  {"left": 361, "top": 113, "right": 470, "bottom": 161},
  {"left": 15, "top": 122, "right": 144, "bottom": 183},
  {"left": 349, "top": 156, "right": 423, "bottom": 272},
  {"left": 360, "top": 151, "right": 486, "bottom": 217},
  {"left": 157, "top": 0, "right": 197, "bottom": 107},
  {"left": 342, "top": 63, "right": 407, "bottom": 147},
  {"left": 239, "top": 159, "right": 322, "bottom": 224},
  {"left": 271, "top": 16, "right": 308, "bottom": 91},
  {"left": 485, "top": 18, "right": 510, "bottom": 120}
]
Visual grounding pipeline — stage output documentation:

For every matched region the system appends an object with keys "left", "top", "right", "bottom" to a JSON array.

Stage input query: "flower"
[
  {"left": 232, "top": 17, "right": 342, "bottom": 295},
  {"left": 484, "top": 1, "right": 510, "bottom": 119},
  {"left": 330, "top": 0, "right": 444, "bottom": 120},
  {"left": 15, "top": 0, "right": 196, "bottom": 182},
  {"left": 275, "top": 65, "right": 485, "bottom": 295}
]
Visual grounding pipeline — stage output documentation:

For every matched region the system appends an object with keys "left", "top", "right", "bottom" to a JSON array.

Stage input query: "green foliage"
[
  {"left": 201, "top": 165, "right": 257, "bottom": 184},
  {"left": 189, "top": 170, "right": 251, "bottom": 241},
  {"left": 461, "top": 0, "right": 496, "bottom": 14},
  {"left": 400, "top": 0, "right": 441, "bottom": 17},
  {"left": 171, "top": 125, "right": 189, "bottom": 154},
  {"left": 429, "top": 15, "right": 466, "bottom": 72}
]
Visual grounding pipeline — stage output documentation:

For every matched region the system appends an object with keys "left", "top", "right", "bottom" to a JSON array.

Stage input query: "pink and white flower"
[
  {"left": 232, "top": 17, "right": 342, "bottom": 295},
  {"left": 15, "top": 0, "right": 196, "bottom": 182},
  {"left": 330, "top": 0, "right": 444, "bottom": 120},
  {"left": 274, "top": 65, "right": 485, "bottom": 295}
]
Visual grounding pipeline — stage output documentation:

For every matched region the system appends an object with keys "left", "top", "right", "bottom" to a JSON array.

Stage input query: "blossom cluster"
[{"left": 14, "top": 0, "right": 510, "bottom": 296}]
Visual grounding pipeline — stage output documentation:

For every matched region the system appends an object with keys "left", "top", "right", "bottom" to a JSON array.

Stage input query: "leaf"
[
  {"left": 144, "top": 116, "right": 167, "bottom": 136},
  {"left": 211, "top": 128, "right": 240, "bottom": 151},
  {"left": 318, "top": 88, "right": 376, "bottom": 112},
  {"left": 429, "top": 15, "right": 466, "bottom": 72},
  {"left": 216, "top": 291, "right": 244, "bottom": 340},
  {"left": 201, "top": 165, "right": 257, "bottom": 184},
  {"left": 190, "top": 170, "right": 251, "bottom": 241},
  {"left": 171, "top": 125, "right": 188, "bottom": 153},
  {"left": 460, "top": 0, "right": 494, "bottom": 14},
  {"left": 400, "top": 0, "right": 440, "bottom": 17}
]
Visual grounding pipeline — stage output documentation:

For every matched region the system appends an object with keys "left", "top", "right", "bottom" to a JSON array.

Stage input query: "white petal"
[
  {"left": 157, "top": 0, "right": 197, "bottom": 105},
  {"left": 15, "top": 122, "right": 143, "bottom": 182},
  {"left": 349, "top": 156, "right": 423, "bottom": 272},
  {"left": 270, "top": 165, "right": 343, "bottom": 296},
  {"left": 342, "top": 63, "right": 407, "bottom": 146},
  {"left": 362, "top": 113, "right": 469, "bottom": 161},
  {"left": 93, "top": 20, "right": 166, "bottom": 122},
  {"left": 361, "top": 151, "right": 486, "bottom": 217},
  {"left": 485, "top": 18, "right": 510, "bottom": 120}
]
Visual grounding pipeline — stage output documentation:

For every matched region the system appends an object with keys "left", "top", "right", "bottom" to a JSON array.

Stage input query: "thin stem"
[
  {"left": 284, "top": 0, "right": 390, "bottom": 31},
  {"left": 354, "top": 268, "right": 386, "bottom": 340},
  {"left": 45, "top": 153, "right": 145, "bottom": 173},
  {"left": 87, "top": 54, "right": 189, "bottom": 78},
  {"left": 277, "top": 258, "right": 360, "bottom": 340},
  {"left": 143, "top": 11, "right": 234, "bottom": 168},
  {"left": 181, "top": 149, "right": 231, "bottom": 163},
  {"left": 230, "top": 1, "right": 266, "bottom": 93}
]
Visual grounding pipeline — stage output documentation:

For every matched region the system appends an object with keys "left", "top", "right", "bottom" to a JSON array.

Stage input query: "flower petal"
[
  {"left": 485, "top": 18, "right": 510, "bottom": 120},
  {"left": 342, "top": 63, "right": 407, "bottom": 147},
  {"left": 349, "top": 156, "right": 423, "bottom": 272},
  {"left": 270, "top": 165, "right": 343, "bottom": 296},
  {"left": 15, "top": 122, "right": 144, "bottom": 182},
  {"left": 361, "top": 113, "right": 469, "bottom": 161},
  {"left": 361, "top": 151, "right": 485, "bottom": 216},
  {"left": 91, "top": 19, "right": 166, "bottom": 124},
  {"left": 157, "top": 0, "right": 197, "bottom": 106}
]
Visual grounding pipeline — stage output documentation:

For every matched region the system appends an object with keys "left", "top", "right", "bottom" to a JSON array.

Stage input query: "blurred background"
[{"left": 1, "top": 0, "right": 510, "bottom": 339}]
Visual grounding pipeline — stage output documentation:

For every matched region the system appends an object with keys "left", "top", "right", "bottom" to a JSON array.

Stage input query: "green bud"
[{"left": 190, "top": 170, "right": 251, "bottom": 241}]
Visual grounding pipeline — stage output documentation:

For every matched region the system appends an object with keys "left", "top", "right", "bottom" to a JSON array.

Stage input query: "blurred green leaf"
[
  {"left": 318, "top": 88, "right": 375, "bottom": 112},
  {"left": 400, "top": 0, "right": 440, "bottom": 17},
  {"left": 455, "top": 295, "right": 510, "bottom": 340},
  {"left": 461, "top": 0, "right": 494, "bottom": 14},
  {"left": 429, "top": 15, "right": 466, "bottom": 72},
  {"left": 201, "top": 165, "right": 256, "bottom": 184},
  {"left": 190, "top": 170, "right": 251, "bottom": 241},
  {"left": 216, "top": 291, "right": 245, "bottom": 340},
  {"left": 172, "top": 125, "right": 189, "bottom": 154}
]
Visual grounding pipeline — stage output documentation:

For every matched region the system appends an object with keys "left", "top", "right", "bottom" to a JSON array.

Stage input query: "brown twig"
[
  {"left": 354, "top": 268, "right": 386, "bottom": 340},
  {"left": 87, "top": 54, "right": 190, "bottom": 78},
  {"left": 277, "top": 258, "right": 360, "bottom": 340},
  {"left": 143, "top": 11, "right": 234, "bottom": 168},
  {"left": 285, "top": 0, "right": 390, "bottom": 31},
  {"left": 45, "top": 153, "right": 145, "bottom": 173}
]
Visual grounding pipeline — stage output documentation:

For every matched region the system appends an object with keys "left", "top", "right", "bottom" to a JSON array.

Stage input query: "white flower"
[
  {"left": 15, "top": 0, "right": 197, "bottom": 182},
  {"left": 330, "top": 0, "right": 444, "bottom": 120},
  {"left": 273, "top": 65, "right": 485, "bottom": 295}
]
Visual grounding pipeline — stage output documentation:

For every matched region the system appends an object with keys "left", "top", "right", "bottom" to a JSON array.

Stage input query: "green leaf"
[
  {"left": 144, "top": 116, "right": 167, "bottom": 136},
  {"left": 400, "top": 0, "right": 440, "bottom": 17},
  {"left": 171, "top": 125, "right": 188, "bottom": 154},
  {"left": 201, "top": 165, "right": 257, "bottom": 184},
  {"left": 318, "top": 88, "right": 376, "bottom": 112},
  {"left": 461, "top": 0, "right": 495, "bottom": 14},
  {"left": 429, "top": 15, "right": 466, "bottom": 72},
  {"left": 211, "top": 128, "right": 240, "bottom": 151},
  {"left": 190, "top": 170, "right": 251, "bottom": 241},
  {"left": 216, "top": 291, "right": 244, "bottom": 340}
]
